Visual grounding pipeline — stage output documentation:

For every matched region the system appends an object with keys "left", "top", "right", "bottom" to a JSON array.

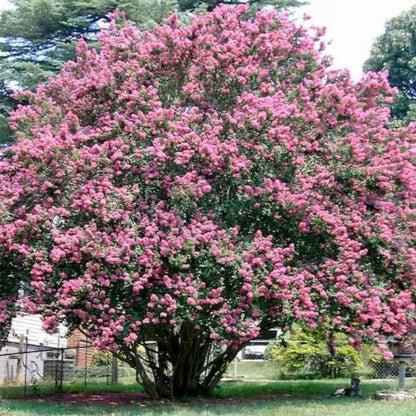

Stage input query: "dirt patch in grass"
[
  {"left": 35, "top": 392, "right": 150, "bottom": 406},
  {"left": 33, "top": 391, "right": 293, "bottom": 407}
]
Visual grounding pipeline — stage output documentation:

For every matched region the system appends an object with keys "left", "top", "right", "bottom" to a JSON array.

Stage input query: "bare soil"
[
  {"left": 36, "top": 392, "right": 150, "bottom": 406},
  {"left": 34, "top": 391, "right": 292, "bottom": 406}
]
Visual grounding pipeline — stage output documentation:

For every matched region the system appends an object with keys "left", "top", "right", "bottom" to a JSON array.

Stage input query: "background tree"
[
  {"left": 0, "top": 0, "right": 305, "bottom": 144},
  {"left": 178, "top": 0, "right": 306, "bottom": 13},
  {"left": 364, "top": 5, "right": 416, "bottom": 124},
  {"left": 268, "top": 327, "right": 365, "bottom": 379},
  {"left": 0, "top": 80, "right": 16, "bottom": 142},
  {"left": 1, "top": 6, "right": 416, "bottom": 399}
]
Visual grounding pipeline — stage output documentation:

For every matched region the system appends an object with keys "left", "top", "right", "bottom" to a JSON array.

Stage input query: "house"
[{"left": 0, "top": 314, "right": 67, "bottom": 385}]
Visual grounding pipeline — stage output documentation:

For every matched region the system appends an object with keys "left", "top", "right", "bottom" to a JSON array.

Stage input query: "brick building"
[{"left": 66, "top": 329, "right": 95, "bottom": 367}]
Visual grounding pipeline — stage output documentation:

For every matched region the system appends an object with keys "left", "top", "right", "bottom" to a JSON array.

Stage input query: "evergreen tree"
[{"left": 178, "top": 0, "right": 306, "bottom": 12}]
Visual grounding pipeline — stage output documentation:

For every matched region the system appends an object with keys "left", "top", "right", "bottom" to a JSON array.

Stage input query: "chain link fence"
[
  {"left": 224, "top": 340, "right": 416, "bottom": 392},
  {"left": 226, "top": 358, "right": 416, "bottom": 387},
  {"left": 0, "top": 343, "right": 136, "bottom": 395},
  {"left": 1, "top": 338, "right": 416, "bottom": 395}
]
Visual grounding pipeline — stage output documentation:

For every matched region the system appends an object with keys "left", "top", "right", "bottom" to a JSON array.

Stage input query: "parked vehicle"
[{"left": 243, "top": 340, "right": 270, "bottom": 359}]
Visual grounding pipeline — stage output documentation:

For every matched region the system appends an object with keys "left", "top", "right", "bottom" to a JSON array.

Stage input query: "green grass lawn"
[
  {"left": 224, "top": 360, "right": 281, "bottom": 380},
  {"left": 0, "top": 379, "right": 142, "bottom": 400},
  {"left": 1, "top": 379, "right": 416, "bottom": 416},
  {"left": 1, "top": 395, "right": 416, "bottom": 416}
]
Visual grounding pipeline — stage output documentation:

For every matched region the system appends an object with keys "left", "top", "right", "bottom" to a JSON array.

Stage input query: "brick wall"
[{"left": 67, "top": 330, "right": 95, "bottom": 367}]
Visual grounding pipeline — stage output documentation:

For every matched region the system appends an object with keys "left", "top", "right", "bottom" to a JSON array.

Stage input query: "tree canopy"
[
  {"left": 364, "top": 5, "right": 416, "bottom": 124},
  {"left": 1, "top": 6, "right": 416, "bottom": 399},
  {"left": 179, "top": 0, "right": 306, "bottom": 12},
  {"left": 0, "top": 0, "right": 306, "bottom": 144}
]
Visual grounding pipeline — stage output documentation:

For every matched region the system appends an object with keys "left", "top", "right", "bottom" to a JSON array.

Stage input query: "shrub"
[{"left": 268, "top": 328, "right": 364, "bottom": 378}]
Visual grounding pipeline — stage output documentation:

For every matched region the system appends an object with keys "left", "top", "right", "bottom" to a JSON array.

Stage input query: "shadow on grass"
[
  {"left": 1, "top": 379, "right": 413, "bottom": 416},
  {"left": 2, "top": 395, "right": 416, "bottom": 416}
]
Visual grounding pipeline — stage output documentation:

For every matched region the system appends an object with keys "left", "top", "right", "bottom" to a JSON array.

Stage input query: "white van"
[{"left": 240, "top": 328, "right": 281, "bottom": 360}]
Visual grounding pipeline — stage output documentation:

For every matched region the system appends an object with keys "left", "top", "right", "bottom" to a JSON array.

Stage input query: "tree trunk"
[{"left": 118, "top": 323, "right": 240, "bottom": 399}]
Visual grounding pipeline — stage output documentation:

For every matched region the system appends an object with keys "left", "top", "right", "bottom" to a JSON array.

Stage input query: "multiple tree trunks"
[{"left": 117, "top": 323, "right": 239, "bottom": 399}]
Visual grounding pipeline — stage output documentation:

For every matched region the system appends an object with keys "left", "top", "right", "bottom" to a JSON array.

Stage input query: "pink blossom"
[
  {"left": 187, "top": 297, "right": 196, "bottom": 306},
  {"left": 0, "top": 5, "right": 415, "bottom": 369}
]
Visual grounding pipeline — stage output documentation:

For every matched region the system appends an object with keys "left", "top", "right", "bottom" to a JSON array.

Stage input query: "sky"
[
  {"left": 296, "top": 0, "right": 416, "bottom": 80},
  {"left": 0, "top": 0, "right": 415, "bottom": 80}
]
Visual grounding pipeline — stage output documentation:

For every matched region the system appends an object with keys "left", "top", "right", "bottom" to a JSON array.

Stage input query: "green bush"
[
  {"left": 91, "top": 350, "right": 113, "bottom": 367},
  {"left": 267, "top": 328, "right": 364, "bottom": 379}
]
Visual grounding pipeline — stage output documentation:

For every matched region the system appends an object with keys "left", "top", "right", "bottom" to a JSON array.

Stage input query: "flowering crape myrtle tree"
[{"left": 1, "top": 6, "right": 416, "bottom": 399}]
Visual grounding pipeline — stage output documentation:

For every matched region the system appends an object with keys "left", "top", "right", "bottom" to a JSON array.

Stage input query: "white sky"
[
  {"left": 297, "top": 0, "right": 416, "bottom": 80},
  {"left": 0, "top": 0, "right": 415, "bottom": 80}
]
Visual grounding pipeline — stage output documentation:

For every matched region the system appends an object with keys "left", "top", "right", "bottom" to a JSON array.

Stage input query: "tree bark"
[{"left": 117, "top": 323, "right": 239, "bottom": 399}]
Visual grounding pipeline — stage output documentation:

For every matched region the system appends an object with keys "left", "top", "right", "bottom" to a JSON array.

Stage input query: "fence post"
[
  {"left": 59, "top": 347, "right": 64, "bottom": 392},
  {"left": 111, "top": 354, "right": 118, "bottom": 385},
  {"left": 24, "top": 331, "right": 29, "bottom": 396},
  {"left": 55, "top": 331, "right": 61, "bottom": 391},
  {"left": 398, "top": 361, "right": 406, "bottom": 391},
  {"left": 106, "top": 360, "right": 110, "bottom": 385},
  {"left": 83, "top": 340, "right": 88, "bottom": 388}
]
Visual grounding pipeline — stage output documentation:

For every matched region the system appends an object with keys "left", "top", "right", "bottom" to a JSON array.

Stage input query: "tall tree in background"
[
  {"left": 364, "top": 5, "right": 416, "bottom": 124},
  {"left": 178, "top": 0, "right": 306, "bottom": 12},
  {"left": 0, "top": 80, "right": 16, "bottom": 143},
  {"left": 0, "top": 0, "right": 306, "bottom": 144}
]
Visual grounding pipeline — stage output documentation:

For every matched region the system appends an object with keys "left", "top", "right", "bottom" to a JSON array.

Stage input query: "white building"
[{"left": 0, "top": 314, "right": 67, "bottom": 385}]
